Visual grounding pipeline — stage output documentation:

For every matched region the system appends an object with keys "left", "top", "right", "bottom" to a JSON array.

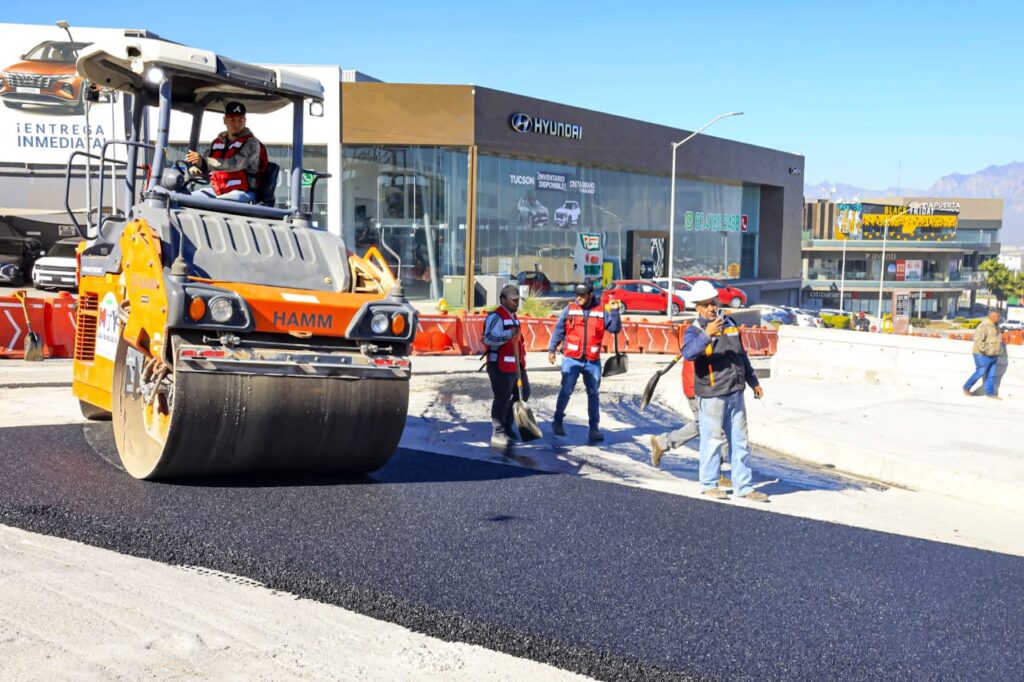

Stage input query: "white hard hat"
[{"left": 684, "top": 280, "right": 719, "bottom": 305}]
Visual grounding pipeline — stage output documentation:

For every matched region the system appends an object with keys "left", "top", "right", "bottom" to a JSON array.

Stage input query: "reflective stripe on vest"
[
  {"left": 563, "top": 303, "right": 605, "bottom": 361},
  {"left": 210, "top": 133, "right": 254, "bottom": 195},
  {"left": 488, "top": 306, "right": 525, "bottom": 373}
]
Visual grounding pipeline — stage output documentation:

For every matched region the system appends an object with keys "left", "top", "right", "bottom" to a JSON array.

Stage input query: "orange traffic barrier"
[
  {"left": 45, "top": 294, "right": 78, "bottom": 358},
  {"left": 601, "top": 321, "right": 640, "bottom": 354},
  {"left": 763, "top": 328, "right": 779, "bottom": 355},
  {"left": 635, "top": 320, "right": 683, "bottom": 354},
  {"left": 520, "top": 316, "right": 556, "bottom": 352},
  {"left": 458, "top": 312, "right": 488, "bottom": 355},
  {"left": 411, "top": 314, "right": 462, "bottom": 355},
  {"left": 0, "top": 295, "right": 52, "bottom": 359}
]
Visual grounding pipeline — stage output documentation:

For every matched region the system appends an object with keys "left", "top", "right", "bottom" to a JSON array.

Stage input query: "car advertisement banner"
[
  {"left": 0, "top": 23, "right": 338, "bottom": 167},
  {"left": 904, "top": 259, "right": 923, "bottom": 281},
  {"left": 0, "top": 24, "right": 130, "bottom": 165}
]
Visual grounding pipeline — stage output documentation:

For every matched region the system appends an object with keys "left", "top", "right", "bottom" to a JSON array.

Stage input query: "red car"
[
  {"left": 601, "top": 280, "right": 687, "bottom": 315},
  {"left": 681, "top": 277, "right": 747, "bottom": 307}
]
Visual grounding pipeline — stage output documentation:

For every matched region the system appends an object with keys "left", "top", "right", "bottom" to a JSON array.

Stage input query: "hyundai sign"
[{"left": 509, "top": 112, "right": 582, "bottom": 140}]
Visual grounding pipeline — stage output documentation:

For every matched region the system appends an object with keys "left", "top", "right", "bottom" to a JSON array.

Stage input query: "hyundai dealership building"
[{"left": 0, "top": 23, "right": 805, "bottom": 304}]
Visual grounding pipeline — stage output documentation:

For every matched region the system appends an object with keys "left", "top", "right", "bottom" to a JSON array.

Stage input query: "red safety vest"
[
  {"left": 208, "top": 132, "right": 267, "bottom": 195},
  {"left": 488, "top": 305, "right": 526, "bottom": 373},
  {"left": 682, "top": 359, "right": 696, "bottom": 399},
  {"left": 562, "top": 303, "right": 605, "bottom": 361}
]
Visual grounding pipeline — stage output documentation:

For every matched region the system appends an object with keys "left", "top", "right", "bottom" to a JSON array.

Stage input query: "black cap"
[
  {"left": 225, "top": 101, "right": 246, "bottom": 116},
  {"left": 574, "top": 281, "right": 594, "bottom": 296}
]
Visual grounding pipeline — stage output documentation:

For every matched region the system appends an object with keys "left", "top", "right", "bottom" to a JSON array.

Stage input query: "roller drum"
[{"left": 112, "top": 338, "right": 409, "bottom": 479}]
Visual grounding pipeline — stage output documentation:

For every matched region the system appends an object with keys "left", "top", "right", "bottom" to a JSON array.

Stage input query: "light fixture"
[{"left": 146, "top": 67, "right": 165, "bottom": 84}]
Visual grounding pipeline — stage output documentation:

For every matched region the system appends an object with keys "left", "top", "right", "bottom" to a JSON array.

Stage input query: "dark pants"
[
  {"left": 487, "top": 364, "right": 530, "bottom": 437},
  {"left": 964, "top": 353, "right": 999, "bottom": 396}
]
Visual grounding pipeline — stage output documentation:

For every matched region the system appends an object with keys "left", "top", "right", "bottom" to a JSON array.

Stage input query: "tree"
[{"left": 979, "top": 259, "right": 1023, "bottom": 311}]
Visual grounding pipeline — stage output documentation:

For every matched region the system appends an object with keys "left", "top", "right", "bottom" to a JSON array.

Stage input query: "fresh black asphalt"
[{"left": 1, "top": 422, "right": 1022, "bottom": 681}]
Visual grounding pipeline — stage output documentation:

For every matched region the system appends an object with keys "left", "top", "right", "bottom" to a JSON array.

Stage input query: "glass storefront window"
[{"left": 342, "top": 146, "right": 468, "bottom": 299}]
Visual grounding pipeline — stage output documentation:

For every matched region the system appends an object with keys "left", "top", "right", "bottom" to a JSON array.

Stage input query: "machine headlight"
[
  {"left": 370, "top": 312, "right": 389, "bottom": 334},
  {"left": 208, "top": 297, "right": 234, "bottom": 323}
]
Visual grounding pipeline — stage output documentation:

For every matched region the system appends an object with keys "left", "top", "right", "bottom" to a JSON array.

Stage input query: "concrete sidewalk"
[{"left": 748, "top": 378, "right": 1024, "bottom": 513}]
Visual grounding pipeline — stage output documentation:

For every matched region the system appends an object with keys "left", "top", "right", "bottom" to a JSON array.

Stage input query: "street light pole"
[
  {"left": 667, "top": 111, "right": 744, "bottom": 319},
  {"left": 876, "top": 216, "right": 890, "bottom": 332}
]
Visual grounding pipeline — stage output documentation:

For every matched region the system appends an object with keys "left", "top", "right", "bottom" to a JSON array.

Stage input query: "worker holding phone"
[{"left": 681, "top": 280, "right": 767, "bottom": 502}]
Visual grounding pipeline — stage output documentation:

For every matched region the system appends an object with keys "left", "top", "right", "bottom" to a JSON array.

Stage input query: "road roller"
[{"left": 68, "top": 33, "right": 417, "bottom": 479}]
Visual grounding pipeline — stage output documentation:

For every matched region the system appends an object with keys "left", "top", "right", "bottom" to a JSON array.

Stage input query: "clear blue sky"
[{"left": 6, "top": 1, "right": 1020, "bottom": 190}]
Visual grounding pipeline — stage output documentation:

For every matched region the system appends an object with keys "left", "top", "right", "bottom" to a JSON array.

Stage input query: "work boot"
[
  {"left": 736, "top": 491, "right": 770, "bottom": 503},
  {"left": 718, "top": 475, "right": 732, "bottom": 489},
  {"left": 552, "top": 420, "right": 565, "bottom": 436},
  {"left": 588, "top": 428, "right": 604, "bottom": 443},
  {"left": 649, "top": 436, "right": 665, "bottom": 468},
  {"left": 702, "top": 488, "right": 728, "bottom": 500},
  {"left": 490, "top": 433, "right": 510, "bottom": 454}
]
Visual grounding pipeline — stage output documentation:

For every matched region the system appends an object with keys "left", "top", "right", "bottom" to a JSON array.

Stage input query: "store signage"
[
  {"left": 508, "top": 112, "right": 583, "bottom": 140},
  {"left": 907, "top": 201, "right": 960, "bottom": 215},
  {"left": 536, "top": 170, "right": 567, "bottom": 191},
  {"left": 507, "top": 172, "right": 596, "bottom": 195},
  {"left": 683, "top": 211, "right": 745, "bottom": 232}
]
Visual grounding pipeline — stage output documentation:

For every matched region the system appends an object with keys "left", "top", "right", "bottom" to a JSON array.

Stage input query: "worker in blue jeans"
[
  {"left": 963, "top": 309, "right": 1003, "bottom": 399},
  {"left": 548, "top": 281, "right": 622, "bottom": 442}
]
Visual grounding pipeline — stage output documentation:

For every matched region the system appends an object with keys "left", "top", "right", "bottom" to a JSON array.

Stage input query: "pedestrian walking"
[
  {"left": 648, "top": 358, "right": 731, "bottom": 487},
  {"left": 963, "top": 309, "right": 1004, "bottom": 400},
  {"left": 682, "top": 280, "right": 768, "bottom": 502},
  {"left": 548, "top": 281, "right": 622, "bottom": 442},
  {"left": 484, "top": 284, "right": 529, "bottom": 452}
]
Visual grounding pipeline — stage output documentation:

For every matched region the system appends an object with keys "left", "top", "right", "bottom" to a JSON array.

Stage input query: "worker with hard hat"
[
  {"left": 483, "top": 284, "right": 528, "bottom": 453},
  {"left": 547, "top": 280, "right": 622, "bottom": 442},
  {"left": 682, "top": 279, "right": 768, "bottom": 502}
]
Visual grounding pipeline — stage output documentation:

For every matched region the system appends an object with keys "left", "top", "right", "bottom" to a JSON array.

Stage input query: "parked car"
[
  {"left": 32, "top": 237, "right": 81, "bottom": 291},
  {"left": 553, "top": 200, "right": 581, "bottom": 227},
  {"left": 817, "top": 307, "right": 853, "bottom": 319},
  {"left": 515, "top": 191, "right": 549, "bottom": 228},
  {"left": 0, "top": 236, "right": 45, "bottom": 286},
  {"left": 601, "top": 279, "right": 687, "bottom": 315},
  {"left": 515, "top": 270, "right": 552, "bottom": 295},
  {"left": 681, "top": 276, "right": 747, "bottom": 307},
  {"left": 749, "top": 304, "right": 797, "bottom": 326},
  {"left": 649, "top": 277, "right": 693, "bottom": 295},
  {"left": 998, "top": 319, "right": 1023, "bottom": 333},
  {"left": 1, "top": 40, "right": 92, "bottom": 112},
  {"left": 782, "top": 306, "right": 823, "bottom": 327}
]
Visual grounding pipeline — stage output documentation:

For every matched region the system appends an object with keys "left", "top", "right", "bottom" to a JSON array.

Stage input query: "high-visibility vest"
[
  {"left": 209, "top": 133, "right": 267, "bottom": 195},
  {"left": 682, "top": 359, "right": 696, "bottom": 399},
  {"left": 487, "top": 305, "right": 525, "bottom": 373},
  {"left": 562, "top": 302, "right": 605, "bottom": 361}
]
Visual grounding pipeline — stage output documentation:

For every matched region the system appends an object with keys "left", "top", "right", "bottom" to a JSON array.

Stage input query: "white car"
[
  {"left": 999, "top": 319, "right": 1023, "bottom": 332},
  {"left": 782, "top": 306, "right": 823, "bottom": 327},
  {"left": 32, "top": 238, "right": 80, "bottom": 291},
  {"left": 554, "top": 200, "right": 581, "bottom": 227}
]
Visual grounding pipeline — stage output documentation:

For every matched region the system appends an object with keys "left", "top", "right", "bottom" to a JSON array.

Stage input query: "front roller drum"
[{"left": 111, "top": 338, "right": 409, "bottom": 480}]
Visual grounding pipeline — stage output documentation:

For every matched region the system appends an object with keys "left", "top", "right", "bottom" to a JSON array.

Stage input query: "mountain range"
[{"left": 805, "top": 161, "right": 1024, "bottom": 246}]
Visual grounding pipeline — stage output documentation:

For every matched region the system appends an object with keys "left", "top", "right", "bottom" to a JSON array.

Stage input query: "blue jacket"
[{"left": 682, "top": 315, "right": 759, "bottom": 398}]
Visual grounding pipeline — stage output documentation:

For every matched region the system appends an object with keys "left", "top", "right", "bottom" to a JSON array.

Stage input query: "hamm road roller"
[{"left": 69, "top": 33, "right": 417, "bottom": 479}]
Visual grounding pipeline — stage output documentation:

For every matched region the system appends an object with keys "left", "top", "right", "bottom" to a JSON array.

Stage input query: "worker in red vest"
[
  {"left": 483, "top": 284, "right": 528, "bottom": 453},
  {"left": 548, "top": 280, "right": 622, "bottom": 442},
  {"left": 648, "top": 357, "right": 730, "bottom": 487},
  {"left": 185, "top": 101, "right": 266, "bottom": 203}
]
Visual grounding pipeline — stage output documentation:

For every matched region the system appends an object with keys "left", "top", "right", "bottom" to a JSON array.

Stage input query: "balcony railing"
[{"left": 802, "top": 278, "right": 981, "bottom": 290}]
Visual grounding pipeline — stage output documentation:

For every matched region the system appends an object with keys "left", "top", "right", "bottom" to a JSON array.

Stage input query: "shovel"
[
  {"left": 640, "top": 354, "right": 681, "bottom": 410},
  {"left": 12, "top": 289, "right": 44, "bottom": 362},
  {"left": 512, "top": 353, "right": 542, "bottom": 442},
  {"left": 602, "top": 330, "right": 628, "bottom": 377}
]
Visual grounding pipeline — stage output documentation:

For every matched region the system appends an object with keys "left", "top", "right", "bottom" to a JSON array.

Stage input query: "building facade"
[
  {"left": 340, "top": 84, "right": 805, "bottom": 303},
  {"left": 802, "top": 197, "right": 1003, "bottom": 316}
]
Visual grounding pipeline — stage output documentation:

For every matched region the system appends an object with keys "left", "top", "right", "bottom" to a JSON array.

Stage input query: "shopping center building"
[
  {"left": 802, "top": 197, "right": 1003, "bottom": 316},
  {"left": 0, "top": 23, "right": 806, "bottom": 304}
]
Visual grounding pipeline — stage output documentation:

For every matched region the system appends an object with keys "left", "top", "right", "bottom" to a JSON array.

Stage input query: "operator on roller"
[
  {"left": 185, "top": 101, "right": 267, "bottom": 203},
  {"left": 548, "top": 281, "right": 622, "bottom": 442}
]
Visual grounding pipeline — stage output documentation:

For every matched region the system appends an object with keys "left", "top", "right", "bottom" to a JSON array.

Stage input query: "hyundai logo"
[{"left": 510, "top": 112, "right": 532, "bottom": 133}]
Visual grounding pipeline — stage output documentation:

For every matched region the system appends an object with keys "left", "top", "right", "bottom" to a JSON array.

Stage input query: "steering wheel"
[{"left": 174, "top": 159, "right": 208, "bottom": 191}]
